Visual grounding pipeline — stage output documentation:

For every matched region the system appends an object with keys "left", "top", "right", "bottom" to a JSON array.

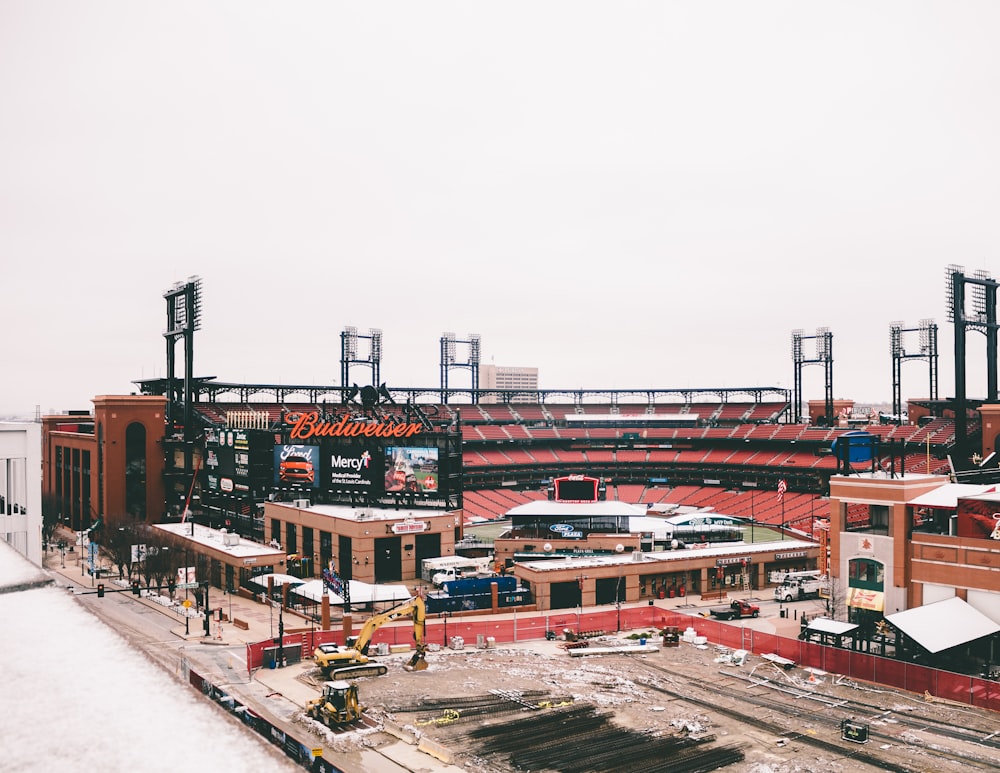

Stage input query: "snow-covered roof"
[
  {"left": 153, "top": 522, "right": 285, "bottom": 562},
  {"left": 908, "top": 483, "right": 997, "bottom": 510},
  {"left": 506, "top": 500, "right": 648, "bottom": 518},
  {"left": 885, "top": 597, "right": 1000, "bottom": 654},
  {"left": 519, "top": 539, "right": 816, "bottom": 572}
]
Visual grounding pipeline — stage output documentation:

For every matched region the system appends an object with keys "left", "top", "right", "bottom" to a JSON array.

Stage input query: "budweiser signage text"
[{"left": 287, "top": 412, "right": 423, "bottom": 441}]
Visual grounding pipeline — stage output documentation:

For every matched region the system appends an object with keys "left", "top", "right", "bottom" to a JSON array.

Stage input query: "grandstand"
[{"left": 167, "top": 386, "right": 964, "bottom": 537}]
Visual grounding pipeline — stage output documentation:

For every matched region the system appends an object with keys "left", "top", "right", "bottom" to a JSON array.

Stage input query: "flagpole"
[{"left": 777, "top": 478, "right": 787, "bottom": 541}]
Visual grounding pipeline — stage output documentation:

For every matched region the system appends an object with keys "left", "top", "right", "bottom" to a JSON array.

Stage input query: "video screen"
[
  {"left": 273, "top": 444, "right": 320, "bottom": 488},
  {"left": 384, "top": 446, "right": 439, "bottom": 494}
]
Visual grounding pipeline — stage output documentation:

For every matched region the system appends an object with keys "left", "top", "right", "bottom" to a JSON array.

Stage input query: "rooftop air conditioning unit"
[
  {"left": 223, "top": 533, "right": 240, "bottom": 547},
  {"left": 632, "top": 550, "right": 645, "bottom": 562},
  {"left": 293, "top": 498, "right": 310, "bottom": 509}
]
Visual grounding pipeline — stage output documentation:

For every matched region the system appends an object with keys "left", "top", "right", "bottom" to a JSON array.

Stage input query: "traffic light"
[
  {"left": 131, "top": 581, "right": 140, "bottom": 596},
  {"left": 97, "top": 583, "right": 105, "bottom": 598}
]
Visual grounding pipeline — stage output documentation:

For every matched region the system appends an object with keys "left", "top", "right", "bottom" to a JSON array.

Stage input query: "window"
[{"left": 848, "top": 558, "right": 884, "bottom": 591}]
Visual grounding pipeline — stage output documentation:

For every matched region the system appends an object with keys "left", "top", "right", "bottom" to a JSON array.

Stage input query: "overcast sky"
[{"left": 3, "top": 2, "right": 1000, "bottom": 417}]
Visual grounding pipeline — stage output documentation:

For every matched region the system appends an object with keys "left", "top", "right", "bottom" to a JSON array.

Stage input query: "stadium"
[{"left": 29, "top": 268, "right": 1000, "bottom": 679}]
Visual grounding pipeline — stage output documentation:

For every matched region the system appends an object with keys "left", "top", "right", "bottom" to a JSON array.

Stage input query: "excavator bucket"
[{"left": 405, "top": 648, "right": 428, "bottom": 671}]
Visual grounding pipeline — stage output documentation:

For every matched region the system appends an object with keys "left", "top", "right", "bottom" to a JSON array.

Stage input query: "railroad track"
[{"left": 637, "top": 659, "right": 1000, "bottom": 772}]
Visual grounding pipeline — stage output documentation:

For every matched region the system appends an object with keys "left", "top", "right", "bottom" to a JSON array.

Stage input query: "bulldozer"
[
  {"left": 306, "top": 680, "right": 363, "bottom": 727},
  {"left": 313, "top": 593, "right": 428, "bottom": 680}
]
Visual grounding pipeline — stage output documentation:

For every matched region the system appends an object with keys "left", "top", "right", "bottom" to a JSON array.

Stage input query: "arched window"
[
  {"left": 847, "top": 557, "right": 884, "bottom": 591},
  {"left": 125, "top": 422, "right": 147, "bottom": 519}
]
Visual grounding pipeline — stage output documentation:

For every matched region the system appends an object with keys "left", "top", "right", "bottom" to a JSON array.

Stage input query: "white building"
[
  {"left": 479, "top": 364, "right": 539, "bottom": 401},
  {"left": 0, "top": 421, "right": 42, "bottom": 565}
]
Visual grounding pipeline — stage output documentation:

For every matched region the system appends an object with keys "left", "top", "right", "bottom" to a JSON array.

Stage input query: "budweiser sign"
[{"left": 286, "top": 412, "right": 423, "bottom": 441}]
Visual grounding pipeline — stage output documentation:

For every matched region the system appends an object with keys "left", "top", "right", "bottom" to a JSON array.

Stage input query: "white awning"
[
  {"left": 290, "top": 579, "right": 411, "bottom": 606},
  {"left": 291, "top": 579, "right": 344, "bottom": 604},
  {"left": 885, "top": 597, "right": 1000, "bottom": 654},
  {"left": 804, "top": 617, "right": 858, "bottom": 636},
  {"left": 246, "top": 573, "right": 305, "bottom": 589},
  {"left": 908, "top": 484, "right": 996, "bottom": 510}
]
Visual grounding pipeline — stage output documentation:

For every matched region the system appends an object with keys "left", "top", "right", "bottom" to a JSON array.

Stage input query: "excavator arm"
[{"left": 350, "top": 593, "right": 427, "bottom": 656}]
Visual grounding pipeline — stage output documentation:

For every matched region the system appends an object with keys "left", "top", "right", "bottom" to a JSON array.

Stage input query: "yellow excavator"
[{"left": 313, "top": 593, "right": 428, "bottom": 680}]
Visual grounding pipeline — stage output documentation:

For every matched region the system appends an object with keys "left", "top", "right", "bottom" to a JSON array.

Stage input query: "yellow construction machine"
[
  {"left": 313, "top": 593, "right": 428, "bottom": 679},
  {"left": 305, "top": 680, "right": 363, "bottom": 727}
]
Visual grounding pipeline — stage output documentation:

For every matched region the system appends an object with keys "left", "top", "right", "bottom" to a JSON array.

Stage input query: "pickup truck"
[{"left": 709, "top": 600, "right": 760, "bottom": 620}]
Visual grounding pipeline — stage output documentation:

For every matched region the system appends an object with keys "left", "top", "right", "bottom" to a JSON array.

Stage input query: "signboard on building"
[{"left": 392, "top": 520, "right": 428, "bottom": 535}]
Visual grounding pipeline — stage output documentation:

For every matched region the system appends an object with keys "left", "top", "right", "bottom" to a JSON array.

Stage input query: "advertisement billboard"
[
  {"left": 956, "top": 497, "right": 1000, "bottom": 540},
  {"left": 384, "top": 446, "right": 439, "bottom": 494},
  {"left": 273, "top": 444, "right": 320, "bottom": 488},
  {"left": 327, "top": 444, "right": 378, "bottom": 491}
]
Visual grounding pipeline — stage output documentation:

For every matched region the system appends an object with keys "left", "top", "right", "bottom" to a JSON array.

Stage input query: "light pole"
[
  {"left": 441, "top": 611, "right": 450, "bottom": 647},
  {"left": 743, "top": 482, "right": 757, "bottom": 543},
  {"left": 202, "top": 581, "right": 211, "bottom": 637},
  {"left": 616, "top": 575, "right": 623, "bottom": 632},
  {"left": 277, "top": 603, "right": 285, "bottom": 667}
]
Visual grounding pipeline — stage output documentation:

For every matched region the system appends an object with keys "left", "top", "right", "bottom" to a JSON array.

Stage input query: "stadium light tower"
[
  {"left": 440, "top": 332, "right": 481, "bottom": 404},
  {"left": 889, "top": 320, "right": 938, "bottom": 423},
  {"left": 340, "top": 327, "right": 382, "bottom": 403},
  {"left": 163, "top": 277, "right": 203, "bottom": 510},
  {"left": 945, "top": 265, "right": 999, "bottom": 459},
  {"left": 791, "top": 327, "right": 833, "bottom": 424}
]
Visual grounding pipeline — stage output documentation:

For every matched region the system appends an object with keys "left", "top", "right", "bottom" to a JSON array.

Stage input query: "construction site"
[{"left": 247, "top": 601, "right": 1000, "bottom": 773}]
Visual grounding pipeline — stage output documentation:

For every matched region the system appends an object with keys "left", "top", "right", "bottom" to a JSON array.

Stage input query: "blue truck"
[
  {"left": 426, "top": 575, "right": 525, "bottom": 614},
  {"left": 441, "top": 574, "right": 516, "bottom": 596}
]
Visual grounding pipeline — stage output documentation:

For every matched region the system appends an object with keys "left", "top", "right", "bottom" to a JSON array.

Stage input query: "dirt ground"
[{"left": 290, "top": 632, "right": 1000, "bottom": 773}]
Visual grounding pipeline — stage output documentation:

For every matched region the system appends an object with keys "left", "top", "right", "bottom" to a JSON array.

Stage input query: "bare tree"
[
  {"left": 105, "top": 521, "right": 138, "bottom": 581},
  {"left": 137, "top": 525, "right": 169, "bottom": 591},
  {"left": 40, "top": 492, "right": 62, "bottom": 551},
  {"left": 823, "top": 574, "right": 844, "bottom": 620}
]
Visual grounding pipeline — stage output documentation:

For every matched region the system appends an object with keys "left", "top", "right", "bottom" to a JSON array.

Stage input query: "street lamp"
[{"left": 441, "top": 611, "right": 451, "bottom": 647}]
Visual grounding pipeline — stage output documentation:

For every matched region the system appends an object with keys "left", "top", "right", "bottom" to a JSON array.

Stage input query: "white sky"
[{"left": 3, "top": 2, "right": 1000, "bottom": 417}]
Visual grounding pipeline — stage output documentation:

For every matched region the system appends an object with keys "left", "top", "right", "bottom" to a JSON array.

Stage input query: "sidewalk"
[
  {"left": 42, "top": 536, "right": 279, "bottom": 649},
  {"left": 42, "top": 530, "right": 822, "bottom": 652}
]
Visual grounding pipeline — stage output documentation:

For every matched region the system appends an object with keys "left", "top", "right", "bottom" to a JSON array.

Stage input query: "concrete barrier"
[
  {"left": 417, "top": 737, "right": 454, "bottom": 764},
  {"left": 232, "top": 618, "right": 250, "bottom": 630}
]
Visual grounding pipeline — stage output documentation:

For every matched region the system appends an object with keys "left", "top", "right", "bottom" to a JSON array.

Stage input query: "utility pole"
[{"left": 203, "top": 581, "right": 210, "bottom": 636}]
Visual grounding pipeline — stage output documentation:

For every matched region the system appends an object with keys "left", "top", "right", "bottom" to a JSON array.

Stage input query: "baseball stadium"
[{"left": 33, "top": 267, "right": 1000, "bottom": 684}]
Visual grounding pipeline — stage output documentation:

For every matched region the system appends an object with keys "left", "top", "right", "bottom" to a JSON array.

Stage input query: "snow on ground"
[{"left": 0, "top": 540, "right": 296, "bottom": 772}]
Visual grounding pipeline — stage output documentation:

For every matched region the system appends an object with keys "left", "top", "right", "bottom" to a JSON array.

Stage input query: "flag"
[{"left": 777, "top": 479, "right": 787, "bottom": 503}]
